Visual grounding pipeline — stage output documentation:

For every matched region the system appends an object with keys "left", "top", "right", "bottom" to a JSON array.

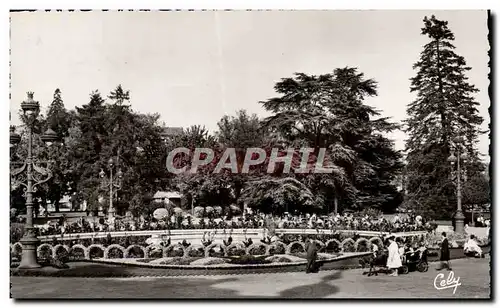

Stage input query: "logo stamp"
[{"left": 434, "top": 271, "right": 461, "bottom": 295}]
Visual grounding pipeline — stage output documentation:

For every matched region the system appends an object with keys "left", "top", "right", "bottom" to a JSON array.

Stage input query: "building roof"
[{"left": 153, "top": 191, "right": 182, "bottom": 199}]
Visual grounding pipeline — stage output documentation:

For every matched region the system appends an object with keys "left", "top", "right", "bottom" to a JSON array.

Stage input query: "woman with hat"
[{"left": 386, "top": 235, "right": 402, "bottom": 276}]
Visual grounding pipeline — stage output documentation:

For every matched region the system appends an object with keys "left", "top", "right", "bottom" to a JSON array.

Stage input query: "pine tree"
[
  {"left": 46, "top": 89, "right": 72, "bottom": 140},
  {"left": 404, "top": 16, "right": 485, "bottom": 219},
  {"left": 108, "top": 84, "right": 130, "bottom": 105},
  {"left": 39, "top": 89, "right": 74, "bottom": 212}
]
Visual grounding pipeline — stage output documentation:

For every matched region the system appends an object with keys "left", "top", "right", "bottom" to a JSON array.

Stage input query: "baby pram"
[{"left": 403, "top": 247, "right": 429, "bottom": 272}]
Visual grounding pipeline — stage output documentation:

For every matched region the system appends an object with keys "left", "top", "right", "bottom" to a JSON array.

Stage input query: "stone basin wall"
[{"left": 11, "top": 235, "right": 389, "bottom": 261}]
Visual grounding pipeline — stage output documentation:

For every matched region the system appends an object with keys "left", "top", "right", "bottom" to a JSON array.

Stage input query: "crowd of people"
[{"left": 33, "top": 209, "right": 436, "bottom": 237}]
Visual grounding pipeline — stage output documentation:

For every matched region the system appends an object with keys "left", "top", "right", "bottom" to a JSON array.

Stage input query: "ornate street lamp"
[
  {"left": 10, "top": 92, "right": 60, "bottom": 269},
  {"left": 99, "top": 157, "right": 123, "bottom": 223},
  {"left": 448, "top": 135, "right": 467, "bottom": 235}
]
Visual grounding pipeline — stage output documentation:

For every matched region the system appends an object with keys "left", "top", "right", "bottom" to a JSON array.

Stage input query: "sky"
[{"left": 9, "top": 10, "right": 490, "bottom": 159}]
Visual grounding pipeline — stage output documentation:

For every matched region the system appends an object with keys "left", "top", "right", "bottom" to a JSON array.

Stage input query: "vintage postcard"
[{"left": 8, "top": 9, "right": 491, "bottom": 299}]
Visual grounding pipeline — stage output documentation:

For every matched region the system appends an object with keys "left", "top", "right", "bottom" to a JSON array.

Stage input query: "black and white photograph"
[{"left": 7, "top": 8, "right": 492, "bottom": 299}]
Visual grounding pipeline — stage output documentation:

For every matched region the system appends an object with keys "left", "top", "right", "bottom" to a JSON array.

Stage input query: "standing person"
[
  {"left": 386, "top": 235, "right": 402, "bottom": 276},
  {"left": 437, "top": 232, "right": 452, "bottom": 270},
  {"left": 305, "top": 239, "right": 319, "bottom": 274}
]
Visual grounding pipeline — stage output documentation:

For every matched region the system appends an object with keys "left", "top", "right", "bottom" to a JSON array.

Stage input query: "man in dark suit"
[
  {"left": 306, "top": 239, "right": 319, "bottom": 273},
  {"left": 437, "top": 232, "right": 452, "bottom": 271}
]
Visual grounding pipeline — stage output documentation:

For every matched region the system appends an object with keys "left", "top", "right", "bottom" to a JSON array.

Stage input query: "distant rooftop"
[
  {"left": 153, "top": 191, "right": 182, "bottom": 199},
  {"left": 161, "top": 127, "right": 183, "bottom": 137}
]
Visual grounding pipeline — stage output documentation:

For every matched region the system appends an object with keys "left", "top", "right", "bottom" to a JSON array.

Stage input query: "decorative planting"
[
  {"left": 341, "top": 238, "right": 356, "bottom": 252},
  {"left": 246, "top": 243, "right": 268, "bottom": 256},
  {"left": 124, "top": 245, "right": 146, "bottom": 258},
  {"left": 354, "top": 238, "right": 371, "bottom": 252},
  {"left": 267, "top": 241, "right": 286, "bottom": 255},
  {"left": 164, "top": 244, "right": 185, "bottom": 258},
  {"left": 11, "top": 234, "right": 390, "bottom": 265},
  {"left": 69, "top": 245, "right": 86, "bottom": 260},
  {"left": 286, "top": 241, "right": 305, "bottom": 254},
  {"left": 205, "top": 243, "right": 226, "bottom": 258},
  {"left": 225, "top": 243, "right": 247, "bottom": 257},
  {"left": 145, "top": 245, "right": 163, "bottom": 259},
  {"left": 104, "top": 244, "right": 125, "bottom": 259},
  {"left": 88, "top": 244, "right": 105, "bottom": 259},
  {"left": 369, "top": 236, "right": 384, "bottom": 248},
  {"left": 325, "top": 239, "right": 342, "bottom": 253},
  {"left": 37, "top": 244, "right": 53, "bottom": 259},
  {"left": 53, "top": 244, "right": 70, "bottom": 259},
  {"left": 186, "top": 245, "right": 205, "bottom": 258}
]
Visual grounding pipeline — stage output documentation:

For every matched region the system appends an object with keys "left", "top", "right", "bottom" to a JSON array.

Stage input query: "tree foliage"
[
  {"left": 260, "top": 67, "right": 403, "bottom": 213},
  {"left": 67, "top": 86, "right": 170, "bottom": 215},
  {"left": 404, "top": 16, "right": 485, "bottom": 219}
]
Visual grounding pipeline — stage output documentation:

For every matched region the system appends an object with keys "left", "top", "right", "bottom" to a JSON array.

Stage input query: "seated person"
[
  {"left": 405, "top": 244, "right": 416, "bottom": 261},
  {"left": 398, "top": 242, "right": 406, "bottom": 263},
  {"left": 464, "top": 235, "right": 483, "bottom": 257}
]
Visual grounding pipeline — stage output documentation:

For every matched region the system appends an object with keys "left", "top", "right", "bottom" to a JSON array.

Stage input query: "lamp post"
[
  {"left": 448, "top": 136, "right": 467, "bottom": 235},
  {"left": 10, "top": 92, "right": 59, "bottom": 269},
  {"left": 99, "top": 158, "right": 123, "bottom": 223}
]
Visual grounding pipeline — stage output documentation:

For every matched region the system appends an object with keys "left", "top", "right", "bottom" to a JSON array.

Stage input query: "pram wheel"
[
  {"left": 400, "top": 265, "right": 409, "bottom": 274},
  {"left": 417, "top": 261, "right": 428, "bottom": 272}
]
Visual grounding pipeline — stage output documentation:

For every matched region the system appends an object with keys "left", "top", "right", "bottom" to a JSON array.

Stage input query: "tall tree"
[
  {"left": 404, "top": 16, "right": 485, "bottom": 219},
  {"left": 216, "top": 110, "right": 268, "bottom": 206},
  {"left": 69, "top": 88, "right": 169, "bottom": 216},
  {"left": 43, "top": 89, "right": 74, "bottom": 212},
  {"left": 260, "top": 68, "right": 403, "bottom": 213},
  {"left": 46, "top": 89, "right": 72, "bottom": 140}
]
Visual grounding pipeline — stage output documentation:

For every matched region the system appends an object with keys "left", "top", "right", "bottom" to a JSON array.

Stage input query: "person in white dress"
[
  {"left": 386, "top": 236, "right": 402, "bottom": 276},
  {"left": 464, "top": 234, "right": 483, "bottom": 257}
]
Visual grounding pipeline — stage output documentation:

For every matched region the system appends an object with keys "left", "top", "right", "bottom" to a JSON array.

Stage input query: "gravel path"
[{"left": 11, "top": 257, "right": 490, "bottom": 299}]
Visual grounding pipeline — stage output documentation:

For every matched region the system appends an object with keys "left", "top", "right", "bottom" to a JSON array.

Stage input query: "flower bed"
[{"left": 227, "top": 255, "right": 271, "bottom": 265}]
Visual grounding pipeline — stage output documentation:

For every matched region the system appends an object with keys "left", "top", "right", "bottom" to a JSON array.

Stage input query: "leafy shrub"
[
  {"left": 79, "top": 239, "right": 92, "bottom": 247},
  {"left": 166, "top": 246, "right": 184, "bottom": 257},
  {"left": 108, "top": 247, "right": 124, "bottom": 259},
  {"left": 10, "top": 224, "right": 24, "bottom": 243},
  {"left": 342, "top": 241, "right": 355, "bottom": 252},
  {"left": 289, "top": 243, "right": 305, "bottom": 254},
  {"left": 147, "top": 246, "right": 163, "bottom": 259},
  {"left": 126, "top": 246, "right": 145, "bottom": 258},
  {"left": 207, "top": 246, "right": 225, "bottom": 258},
  {"left": 325, "top": 242, "right": 342, "bottom": 253},
  {"left": 49, "top": 257, "right": 70, "bottom": 269},
  {"left": 187, "top": 247, "right": 205, "bottom": 258},
  {"left": 38, "top": 246, "right": 52, "bottom": 260},
  {"left": 226, "top": 247, "right": 246, "bottom": 257},
  {"left": 69, "top": 247, "right": 85, "bottom": 260},
  {"left": 54, "top": 246, "right": 69, "bottom": 261},
  {"left": 268, "top": 244, "right": 286, "bottom": 255},
  {"left": 356, "top": 240, "right": 371, "bottom": 252},
  {"left": 89, "top": 247, "right": 104, "bottom": 259}
]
